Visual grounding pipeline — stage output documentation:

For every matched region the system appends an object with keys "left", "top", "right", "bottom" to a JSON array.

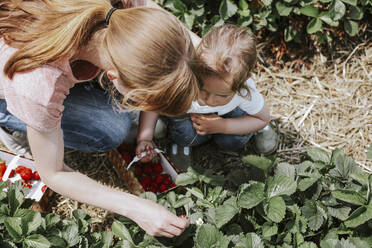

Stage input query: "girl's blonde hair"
[
  {"left": 0, "top": 0, "right": 199, "bottom": 116},
  {"left": 197, "top": 24, "right": 256, "bottom": 97}
]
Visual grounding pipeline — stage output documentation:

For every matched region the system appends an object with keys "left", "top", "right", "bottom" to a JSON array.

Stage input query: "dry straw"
[{"left": 255, "top": 41, "right": 372, "bottom": 171}]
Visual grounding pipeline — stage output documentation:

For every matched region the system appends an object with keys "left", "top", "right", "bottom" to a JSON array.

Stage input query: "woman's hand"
[
  {"left": 128, "top": 197, "right": 189, "bottom": 237},
  {"left": 190, "top": 113, "right": 224, "bottom": 135},
  {"left": 136, "top": 140, "right": 156, "bottom": 162}
]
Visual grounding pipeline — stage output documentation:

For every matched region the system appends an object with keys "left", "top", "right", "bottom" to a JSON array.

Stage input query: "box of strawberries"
[
  {"left": 0, "top": 149, "right": 52, "bottom": 211},
  {"left": 108, "top": 143, "right": 179, "bottom": 195}
]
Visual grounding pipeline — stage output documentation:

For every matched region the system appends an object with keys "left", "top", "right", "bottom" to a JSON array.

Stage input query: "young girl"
[
  {"left": 0, "top": 0, "right": 201, "bottom": 237},
  {"left": 136, "top": 24, "right": 277, "bottom": 170}
]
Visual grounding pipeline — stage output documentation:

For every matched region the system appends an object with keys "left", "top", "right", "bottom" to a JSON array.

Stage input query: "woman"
[{"left": 0, "top": 0, "right": 201, "bottom": 237}]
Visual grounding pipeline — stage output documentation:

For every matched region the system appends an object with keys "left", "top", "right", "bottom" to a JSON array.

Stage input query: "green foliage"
[
  {"left": 1, "top": 147, "right": 372, "bottom": 247},
  {"left": 156, "top": 0, "right": 371, "bottom": 45}
]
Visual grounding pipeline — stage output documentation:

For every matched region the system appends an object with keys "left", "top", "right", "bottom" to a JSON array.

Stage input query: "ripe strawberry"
[
  {"left": 148, "top": 187, "right": 157, "bottom": 194},
  {"left": 159, "top": 184, "right": 168, "bottom": 193},
  {"left": 23, "top": 182, "right": 32, "bottom": 188},
  {"left": 16, "top": 165, "right": 26, "bottom": 174},
  {"left": 135, "top": 167, "right": 142, "bottom": 177},
  {"left": 20, "top": 168, "right": 32, "bottom": 181},
  {"left": 9, "top": 170, "right": 14, "bottom": 177},
  {"left": 41, "top": 185, "right": 47, "bottom": 193},
  {"left": 150, "top": 182, "right": 158, "bottom": 189},
  {"left": 143, "top": 164, "right": 152, "bottom": 175},
  {"left": 0, "top": 162, "right": 6, "bottom": 176},
  {"left": 162, "top": 174, "right": 170, "bottom": 181},
  {"left": 32, "top": 171, "right": 40, "bottom": 180},
  {"left": 121, "top": 152, "right": 132, "bottom": 164},
  {"left": 163, "top": 178, "right": 171, "bottom": 186},
  {"left": 153, "top": 164, "right": 162, "bottom": 174},
  {"left": 169, "top": 183, "right": 177, "bottom": 189},
  {"left": 155, "top": 175, "right": 163, "bottom": 184},
  {"left": 140, "top": 176, "right": 150, "bottom": 189}
]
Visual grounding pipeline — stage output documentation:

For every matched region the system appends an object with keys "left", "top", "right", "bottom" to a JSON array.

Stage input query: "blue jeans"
[
  {"left": 168, "top": 107, "right": 254, "bottom": 151},
  {"left": 0, "top": 83, "right": 131, "bottom": 152}
]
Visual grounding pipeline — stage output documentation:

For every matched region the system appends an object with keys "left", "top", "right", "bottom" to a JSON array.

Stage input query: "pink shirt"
[{"left": 0, "top": 39, "right": 100, "bottom": 132}]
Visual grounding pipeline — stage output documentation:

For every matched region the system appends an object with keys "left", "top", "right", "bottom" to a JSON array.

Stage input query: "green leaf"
[
  {"left": 275, "top": 2, "right": 293, "bottom": 16},
  {"left": 299, "top": 242, "right": 318, "bottom": 248},
  {"left": 139, "top": 192, "right": 157, "bottom": 202},
  {"left": 275, "top": 162, "right": 295, "bottom": 180},
  {"left": 239, "top": 0, "right": 249, "bottom": 10},
  {"left": 187, "top": 187, "right": 204, "bottom": 200},
  {"left": 72, "top": 209, "right": 86, "bottom": 220},
  {"left": 307, "top": 147, "right": 330, "bottom": 164},
  {"left": 8, "top": 187, "right": 24, "bottom": 216},
  {"left": 238, "top": 183, "right": 265, "bottom": 209},
  {"left": 46, "top": 235, "right": 67, "bottom": 248},
  {"left": 348, "top": 6, "right": 364, "bottom": 20},
  {"left": 298, "top": 177, "right": 319, "bottom": 191},
  {"left": 174, "top": 197, "right": 193, "bottom": 208},
  {"left": 183, "top": 12, "right": 195, "bottom": 30},
  {"left": 4, "top": 217, "right": 23, "bottom": 242},
  {"left": 261, "top": 222, "right": 278, "bottom": 238},
  {"left": 319, "top": 12, "right": 339, "bottom": 26},
  {"left": 344, "top": 204, "right": 372, "bottom": 228},
  {"left": 195, "top": 224, "right": 229, "bottom": 248},
  {"left": 341, "top": 0, "right": 357, "bottom": 5},
  {"left": 344, "top": 20, "right": 358, "bottom": 36},
  {"left": 23, "top": 234, "right": 50, "bottom": 248},
  {"left": 242, "top": 155, "right": 274, "bottom": 174},
  {"left": 262, "top": 0, "right": 273, "bottom": 6},
  {"left": 219, "top": 0, "right": 238, "bottom": 20},
  {"left": 266, "top": 176, "right": 297, "bottom": 198},
  {"left": 366, "top": 144, "right": 372, "bottom": 159},
  {"left": 166, "top": 0, "right": 187, "bottom": 13},
  {"left": 45, "top": 214, "right": 60, "bottom": 229},
  {"left": 112, "top": 221, "right": 134, "bottom": 244},
  {"left": 327, "top": 206, "right": 351, "bottom": 220},
  {"left": 330, "top": 0, "right": 346, "bottom": 20},
  {"left": 332, "top": 189, "right": 366, "bottom": 205},
  {"left": 175, "top": 172, "right": 198, "bottom": 186},
  {"left": 199, "top": 170, "right": 224, "bottom": 186},
  {"left": 300, "top": 5, "right": 319, "bottom": 17},
  {"left": 267, "top": 196, "right": 286, "bottom": 223},
  {"left": 62, "top": 224, "right": 79, "bottom": 247},
  {"left": 301, "top": 201, "right": 324, "bottom": 231},
  {"left": 329, "top": 153, "right": 361, "bottom": 179},
  {"left": 236, "top": 233, "right": 264, "bottom": 248},
  {"left": 100, "top": 231, "right": 114, "bottom": 248},
  {"left": 21, "top": 211, "right": 42, "bottom": 235},
  {"left": 215, "top": 196, "right": 239, "bottom": 228},
  {"left": 284, "top": 26, "right": 296, "bottom": 42}
]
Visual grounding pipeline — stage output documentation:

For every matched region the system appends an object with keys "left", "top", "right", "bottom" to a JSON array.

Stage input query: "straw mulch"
[{"left": 255, "top": 40, "right": 372, "bottom": 171}]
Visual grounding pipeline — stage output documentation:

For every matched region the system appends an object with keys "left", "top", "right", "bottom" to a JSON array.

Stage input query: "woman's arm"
[
  {"left": 136, "top": 111, "right": 159, "bottom": 161},
  {"left": 191, "top": 104, "right": 271, "bottom": 135},
  {"left": 27, "top": 125, "right": 188, "bottom": 237},
  {"left": 146, "top": 0, "right": 201, "bottom": 47}
]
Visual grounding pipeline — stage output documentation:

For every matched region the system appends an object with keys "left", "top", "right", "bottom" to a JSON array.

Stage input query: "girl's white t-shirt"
[{"left": 187, "top": 78, "right": 264, "bottom": 115}]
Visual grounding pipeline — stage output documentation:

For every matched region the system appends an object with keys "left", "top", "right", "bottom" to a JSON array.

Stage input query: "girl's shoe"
[
  {"left": 252, "top": 125, "right": 278, "bottom": 156},
  {"left": 168, "top": 143, "right": 192, "bottom": 172}
]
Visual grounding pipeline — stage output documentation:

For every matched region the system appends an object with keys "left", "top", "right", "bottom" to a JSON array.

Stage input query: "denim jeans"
[
  {"left": 168, "top": 107, "right": 254, "bottom": 151},
  {"left": 0, "top": 83, "right": 131, "bottom": 152}
]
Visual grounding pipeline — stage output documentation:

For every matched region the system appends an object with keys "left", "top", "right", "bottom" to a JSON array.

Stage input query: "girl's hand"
[
  {"left": 136, "top": 140, "right": 156, "bottom": 162},
  {"left": 128, "top": 197, "right": 189, "bottom": 238},
  {"left": 190, "top": 113, "right": 224, "bottom": 135}
]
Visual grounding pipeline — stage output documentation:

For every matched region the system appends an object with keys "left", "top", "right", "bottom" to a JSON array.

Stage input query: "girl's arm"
[
  {"left": 146, "top": 0, "right": 201, "bottom": 47},
  {"left": 191, "top": 104, "right": 271, "bottom": 135},
  {"left": 27, "top": 125, "right": 188, "bottom": 237},
  {"left": 136, "top": 111, "right": 159, "bottom": 161}
]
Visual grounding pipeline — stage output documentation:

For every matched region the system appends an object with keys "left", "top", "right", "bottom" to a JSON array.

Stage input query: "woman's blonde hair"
[
  {"left": 0, "top": 0, "right": 199, "bottom": 116},
  {"left": 197, "top": 24, "right": 256, "bottom": 97}
]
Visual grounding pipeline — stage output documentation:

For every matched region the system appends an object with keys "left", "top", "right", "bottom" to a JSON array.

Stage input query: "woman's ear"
[{"left": 107, "top": 70, "right": 119, "bottom": 81}]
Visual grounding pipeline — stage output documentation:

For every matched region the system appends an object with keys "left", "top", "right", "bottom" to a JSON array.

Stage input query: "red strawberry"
[
  {"left": 23, "top": 182, "right": 32, "bottom": 188},
  {"left": 150, "top": 182, "right": 158, "bottom": 189},
  {"left": 169, "top": 183, "right": 177, "bottom": 189},
  {"left": 140, "top": 176, "right": 150, "bottom": 189},
  {"left": 148, "top": 187, "right": 157, "bottom": 194},
  {"left": 159, "top": 184, "right": 168, "bottom": 193},
  {"left": 20, "top": 168, "right": 32, "bottom": 181},
  {"left": 162, "top": 174, "right": 170, "bottom": 181},
  {"left": 0, "top": 162, "right": 6, "bottom": 176},
  {"left": 41, "top": 185, "right": 47, "bottom": 192},
  {"left": 9, "top": 170, "right": 14, "bottom": 178},
  {"left": 135, "top": 167, "right": 142, "bottom": 177},
  {"left": 153, "top": 164, "right": 163, "bottom": 174},
  {"left": 155, "top": 175, "right": 163, "bottom": 184},
  {"left": 16, "top": 165, "right": 26, "bottom": 174},
  {"left": 32, "top": 171, "right": 40, "bottom": 180},
  {"left": 143, "top": 164, "right": 152, "bottom": 175},
  {"left": 163, "top": 178, "right": 171, "bottom": 186},
  {"left": 121, "top": 151, "right": 132, "bottom": 164}
]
